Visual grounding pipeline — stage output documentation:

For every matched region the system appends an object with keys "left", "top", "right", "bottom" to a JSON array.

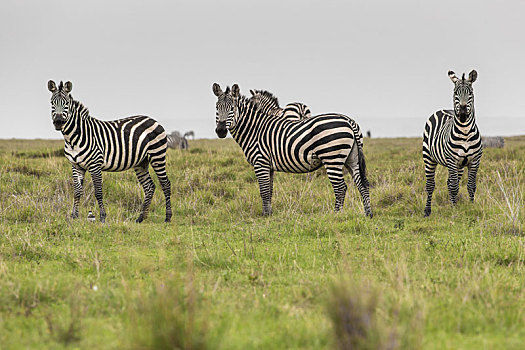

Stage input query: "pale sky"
[{"left": 1, "top": 0, "right": 524, "bottom": 139}]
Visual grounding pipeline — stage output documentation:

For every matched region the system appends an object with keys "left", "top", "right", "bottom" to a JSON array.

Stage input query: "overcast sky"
[{"left": 1, "top": 0, "right": 524, "bottom": 139}]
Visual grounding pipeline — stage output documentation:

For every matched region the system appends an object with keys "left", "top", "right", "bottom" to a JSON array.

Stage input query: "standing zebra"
[
  {"left": 422, "top": 70, "right": 482, "bottom": 217},
  {"left": 213, "top": 83, "right": 372, "bottom": 217},
  {"left": 249, "top": 89, "right": 312, "bottom": 121},
  {"left": 48, "top": 80, "right": 172, "bottom": 223}
]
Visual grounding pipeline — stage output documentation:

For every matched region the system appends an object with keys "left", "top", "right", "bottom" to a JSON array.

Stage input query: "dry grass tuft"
[
  {"left": 328, "top": 277, "right": 383, "bottom": 350},
  {"left": 124, "top": 263, "right": 210, "bottom": 350}
]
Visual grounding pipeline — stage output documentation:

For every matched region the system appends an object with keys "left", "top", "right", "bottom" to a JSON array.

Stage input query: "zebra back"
[
  {"left": 249, "top": 89, "right": 311, "bottom": 121},
  {"left": 249, "top": 89, "right": 362, "bottom": 147},
  {"left": 282, "top": 103, "right": 312, "bottom": 120}
]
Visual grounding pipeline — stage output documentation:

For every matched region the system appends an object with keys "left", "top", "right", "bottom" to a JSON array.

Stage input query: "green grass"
[{"left": 0, "top": 136, "right": 524, "bottom": 349}]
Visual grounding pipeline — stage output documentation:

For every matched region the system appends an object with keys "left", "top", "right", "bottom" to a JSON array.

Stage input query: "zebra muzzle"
[
  {"left": 458, "top": 105, "right": 468, "bottom": 122},
  {"left": 53, "top": 118, "right": 66, "bottom": 130},
  {"left": 215, "top": 121, "right": 227, "bottom": 138}
]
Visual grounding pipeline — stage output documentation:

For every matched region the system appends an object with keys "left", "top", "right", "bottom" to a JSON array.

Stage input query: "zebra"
[
  {"left": 422, "top": 70, "right": 482, "bottom": 217},
  {"left": 481, "top": 136, "right": 504, "bottom": 149},
  {"left": 249, "top": 89, "right": 312, "bottom": 121},
  {"left": 167, "top": 131, "right": 189, "bottom": 150},
  {"left": 47, "top": 80, "right": 172, "bottom": 223},
  {"left": 249, "top": 89, "right": 365, "bottom": 150},
  {"left": 184, "top": 130, "right": 195, "bottom": 140},
  {"left": 213, "top": 83, "right": 372, "bottom": 217}
]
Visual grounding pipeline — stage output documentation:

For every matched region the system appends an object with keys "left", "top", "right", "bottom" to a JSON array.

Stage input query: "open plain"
[{"left": 0, "top": 136, "right": 524, "bottom": 349}]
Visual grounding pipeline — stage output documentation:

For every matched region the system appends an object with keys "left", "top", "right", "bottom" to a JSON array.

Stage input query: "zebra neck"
[
  {"left": 451, "top": 111, "right": 477, "bottom": 138},
  {"left": 229, "top": 98, "right": 266, "bottom": 154},
  {"left": 61, "top": 99, "right": 93, "bottom": 146}
]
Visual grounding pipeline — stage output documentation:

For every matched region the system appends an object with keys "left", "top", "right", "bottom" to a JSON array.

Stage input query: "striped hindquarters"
[
  {"left": 282, "top": 103, "right": 312, "bottom": 120},
  {"left": 423, "top": 110, "right": 454, "bottom": 166},
  {"left": 262, "top": 113, "right": 357, "bottom": 173}
]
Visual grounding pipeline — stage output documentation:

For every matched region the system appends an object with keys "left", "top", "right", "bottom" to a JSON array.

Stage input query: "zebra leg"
[
  {"left": 344, "top": 144, "right": 372, "bottom": 217},
  {"left": 71, "top": 165, "right": 85, "bottom": 219},
  {"left": 89, "top": 166, "right": 106, "bottom": 223},
  {"left": 269, "top": 170, "right": 274, "bottom": 203},
  {"left": 324, "top": 165, "right": 347, "bottom": 212},
  {"left": 447, "top": 165, "right": 460, "bottom": 205},
  {"left": 467, "top": 160, "right": 481, "bottom": 202},
  {"left": 424, "top": 160, "right": 437, "bottom": 217},
  {"left": 134, "top": 161, "right": 156, "bottom": 223},
  {"left": 254, "top": 165, "right": 273, "bottom": 215},
  {"left": 457, "top": 167, "right": 464, "bottom": 183},
  {"left": 150, "top": 158, "right": 172, "bottom": 222}
]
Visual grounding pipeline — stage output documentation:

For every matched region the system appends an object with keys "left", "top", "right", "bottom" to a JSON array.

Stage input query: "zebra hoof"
[
  {"left": 164, "top": 218, "right": 171, "bottom": 223},
  {"left": 135, "top": 217, "right": 144, "bottom": 223},
  {"left": 424, "top": 209, "right": 431, "bottom": 217}
]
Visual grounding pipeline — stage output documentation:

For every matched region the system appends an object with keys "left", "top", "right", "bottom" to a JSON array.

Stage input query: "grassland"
[{"left": 0, "top": 136, "right": 524, "bottom": 349}]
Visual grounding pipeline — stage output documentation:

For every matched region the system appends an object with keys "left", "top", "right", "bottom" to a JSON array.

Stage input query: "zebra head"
[
  {"left": 212, "top": 83, "right": 240, "bottom": 138},
  {"left": 249, "top": 89, "right": 280, "bottom": 113},
  {"left": 449, "top": 70, "right": 477, "bottom": 123},
  {"left": 48, "top": 80, "right": 73, "bottom": 131}
]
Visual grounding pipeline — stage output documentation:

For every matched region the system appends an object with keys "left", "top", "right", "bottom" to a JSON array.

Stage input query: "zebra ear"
[
  {"left": 212, "top": 83, "right": 223, "bottom": 97},
  {"left": 48, "top": 80, "right": 57, "bottom": 92},
  {"left": 64, "top": 81, "right": 73, "bottom": 93},
  {"left": 468, "top": 70, "right": 477, "bottom": 83},
  {"left": 231, "top": 84, "right": 240, "bottom": 98},
  {"left": 448, "top": 70, "right": 458, "bottom": 83}
]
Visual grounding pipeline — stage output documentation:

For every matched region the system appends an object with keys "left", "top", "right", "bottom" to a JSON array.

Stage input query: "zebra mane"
[
  {"left": 461, "top": 73, "right": 465, "bottom": 82},
  {"left": 249, "top": 90, "right": 280, "bottom": 108},
  {"left": 70, "top": 97, "right": 90, "bottom": 119}
]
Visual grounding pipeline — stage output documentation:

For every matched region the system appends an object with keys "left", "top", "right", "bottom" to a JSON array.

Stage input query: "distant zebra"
[
  {"left": 481, "top": 136, "right": 504, "bottom": 148},
  {"left": 47, "top": 80, "right": 172, "bottom": 223},
  {"left": 422, "top": 70, "right": 482, "bottom": 217},
  {"left": 249, "top": 89, "right": 312, "bottom": 121},
  {"left": 184, "top": 131, "right": 195, "bottom": 140},
  {"left": 213, "top": 83, "right": 372, "bottom": 217},
  {"left": 167, "top": 131, "right": 189, "bottom": 150}
]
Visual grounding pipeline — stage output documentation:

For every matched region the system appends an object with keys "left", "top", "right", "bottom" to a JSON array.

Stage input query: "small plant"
[
  {"left": 327, "top": 275, "right": 422, "bottom": 350},
  {"left": 45, "top": 293, "right": 85, "bottom": 346},
  {"left": 486, "top": 165, "right": 523, "bottom": 235},
  {"left": 124, "top": 271, "right": 209, "bottom": 350},
  {"left": 327, "top": 277, "right": 383, "bottom": 350}
]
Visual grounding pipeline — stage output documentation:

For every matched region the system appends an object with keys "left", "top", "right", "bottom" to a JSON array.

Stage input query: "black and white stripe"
[
  {"left": 213, "top": 83, "right": 372, "bottom": 217},
  {"left": 422, "top": 70, "right": 482, "bottom": 216},
  {"left": 249, "top": 89, "right": 312, "bottom": 121},
  {"left": 249, "top": 89, "right": 365, "bottom": 150},
  {"left": 48, "top": 80, "right": 172, "bottom": 223}
]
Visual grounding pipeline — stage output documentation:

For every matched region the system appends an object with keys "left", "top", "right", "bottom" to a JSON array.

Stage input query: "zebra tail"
[{"left": 357, "top": 144, "right": 369, "bottom": 188}]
